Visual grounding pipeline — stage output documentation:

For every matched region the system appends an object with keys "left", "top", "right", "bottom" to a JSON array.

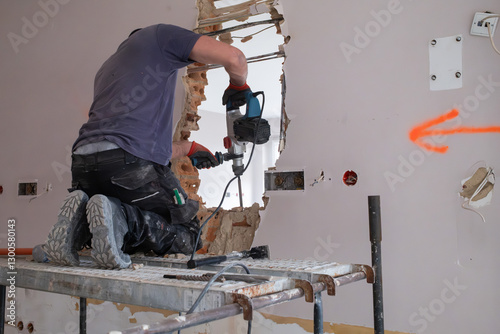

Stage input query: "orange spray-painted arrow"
[{"left": 409, "top": 109, "right": 500, "bottom": 153}]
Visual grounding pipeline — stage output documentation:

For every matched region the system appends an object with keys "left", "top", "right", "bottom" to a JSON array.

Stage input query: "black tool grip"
[
  {"left": 163, "top": 274, "right": 178, "bottom": 279},
  {"left": 187, "top": 255, "right": 228, "bottom": 269}
]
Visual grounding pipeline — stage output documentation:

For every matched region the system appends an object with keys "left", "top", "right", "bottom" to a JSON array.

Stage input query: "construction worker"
[{"left": 42, "top": 24, "right": 252, "bottom": 269}]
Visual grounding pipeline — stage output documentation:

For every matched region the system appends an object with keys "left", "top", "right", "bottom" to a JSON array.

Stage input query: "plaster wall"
[
  {"left": 254, "top": 1, "right": 500, "bottom": 333},
  {"left": 0, "top": 1, "right": 499, "bottom": 334}
]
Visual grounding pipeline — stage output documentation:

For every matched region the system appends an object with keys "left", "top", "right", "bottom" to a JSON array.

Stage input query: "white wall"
[
  {"left": 1, "top": 1, "right": 500, "bottom": 333},
  {"left": 254, "top": 0, "right": 500, "bottom": 333}
]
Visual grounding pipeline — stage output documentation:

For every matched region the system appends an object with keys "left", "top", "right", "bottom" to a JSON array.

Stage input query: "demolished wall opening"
[
  {"left": 172, "top": 0, "right": 287, "bottom": 255},
  {"left": 194, "top": 0, "right": 285, "bottom": 209}
]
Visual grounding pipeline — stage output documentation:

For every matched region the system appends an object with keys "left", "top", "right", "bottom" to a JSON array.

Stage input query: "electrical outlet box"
[
  {"left": 264, "top": 170, "right": 304, "bottom": 191},
  {"left": 470, "top": 12, "right": 498, "bottom": 37},
  {"left": 18, "top": 180, "right": 38, "bottom": 196}
]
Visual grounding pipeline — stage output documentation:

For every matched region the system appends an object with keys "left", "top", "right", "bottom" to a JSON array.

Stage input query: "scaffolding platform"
[{"left": 0, "top": 256, "right": 374, "bottom": 333}]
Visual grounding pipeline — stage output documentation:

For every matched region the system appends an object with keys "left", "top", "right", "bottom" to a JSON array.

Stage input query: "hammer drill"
[{"left": 214, "top": 91, "right": 270, "bottom": 205}]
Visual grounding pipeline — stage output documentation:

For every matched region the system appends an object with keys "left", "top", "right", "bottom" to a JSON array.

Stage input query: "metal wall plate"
[
  {"left": 264, "top": 170, "right": 304, "bottom": 191},
  {"left": 429, "top": 35, "right": 463, "bottom": 91}
]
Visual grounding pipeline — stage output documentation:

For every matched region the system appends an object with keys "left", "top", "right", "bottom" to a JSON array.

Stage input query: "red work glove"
[
  {"left": 187, "top": 142, "right": 220, "bottom": 169},
  {"left": 222, "top": 82, "right": 251, "bottom": 107}
]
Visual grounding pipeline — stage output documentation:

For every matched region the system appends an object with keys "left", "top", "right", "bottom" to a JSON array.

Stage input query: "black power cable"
[{"left": 186, "top": 262, "right": 251, "bottom": 314}]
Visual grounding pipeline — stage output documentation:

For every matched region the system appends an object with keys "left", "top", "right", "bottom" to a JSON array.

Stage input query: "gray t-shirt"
[{"left": 73, "top": 24, "right": 201, "bottom": 165}]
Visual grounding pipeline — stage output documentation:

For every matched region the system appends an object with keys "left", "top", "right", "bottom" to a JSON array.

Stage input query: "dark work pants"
[{"left": 70, "top": 148, "right": 201, "bottom": 255}]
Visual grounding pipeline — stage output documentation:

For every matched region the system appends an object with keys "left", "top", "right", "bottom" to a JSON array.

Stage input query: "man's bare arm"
[
  {"left": 171, "top": 141, "right": 192, "bottom": 159},
  {"left": 189, "top": 35, "right": 247, "bottom": 86}
]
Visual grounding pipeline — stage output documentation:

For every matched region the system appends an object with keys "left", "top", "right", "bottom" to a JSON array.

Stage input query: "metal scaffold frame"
[
  {"left": 0, "top": 196, "right": 384, "bottom": 334},
  {"left": 0, "top": 257, "right": 373, "bottom": 334}
]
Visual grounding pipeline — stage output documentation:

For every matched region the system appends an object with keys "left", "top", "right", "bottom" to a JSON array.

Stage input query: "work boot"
[
  {"left": 32, "top": 244, "right": 49, "bottom": 263},
  {"left": 87, "top": 194, "right": 131, "bottom": 269},
  {"left": 43, "top": 190, "right": 91, "bottom": 266}
]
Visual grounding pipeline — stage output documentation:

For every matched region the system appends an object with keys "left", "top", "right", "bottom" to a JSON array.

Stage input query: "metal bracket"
[
  {"left": 317, "top": 275, "right": 336, "bottom": 296},
  {"left": 353, "top": 264, "right": 375, "bottom": 283},
  {"left": 232, "top": 293, "right": 254, "bottom": 321},
  {"left": 293, "top": 279, "right": 314, "bottom": 303}
]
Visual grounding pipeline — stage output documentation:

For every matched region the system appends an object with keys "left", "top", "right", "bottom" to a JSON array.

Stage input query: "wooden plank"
[
  {"left": 197, "top": 0, "right": 275, "bottom": 28},
  {"left": 197, "top": 18, "right": 282, "bottom": 36},
  {"left": 187, "top": 51, "right": 285, "bottom": 73}
]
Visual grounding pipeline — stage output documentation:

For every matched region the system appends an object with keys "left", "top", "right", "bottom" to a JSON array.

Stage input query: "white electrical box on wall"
[
  {"left": 429, "top": 35, "right": 463, "bottom": 91},
  {"left": 470, "top": 12, "right": 498, "bottom": 37}
]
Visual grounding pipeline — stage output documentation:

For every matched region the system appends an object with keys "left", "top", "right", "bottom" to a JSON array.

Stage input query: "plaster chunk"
[
  {"left": 208, "top": 203, "right": 261, "bottom": 255},
  {"left": 219, "top": 32, "right": 234, "bottom": 44}
]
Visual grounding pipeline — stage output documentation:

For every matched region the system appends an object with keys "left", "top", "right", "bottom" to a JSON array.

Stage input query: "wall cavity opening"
[{"left": 171, "top": 0, "right": 287, "bottom": 255}]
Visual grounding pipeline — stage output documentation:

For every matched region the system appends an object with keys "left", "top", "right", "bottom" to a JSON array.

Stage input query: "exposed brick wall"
[{"left": 171, "top": 0, "right": 275, "bottom": 255}]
